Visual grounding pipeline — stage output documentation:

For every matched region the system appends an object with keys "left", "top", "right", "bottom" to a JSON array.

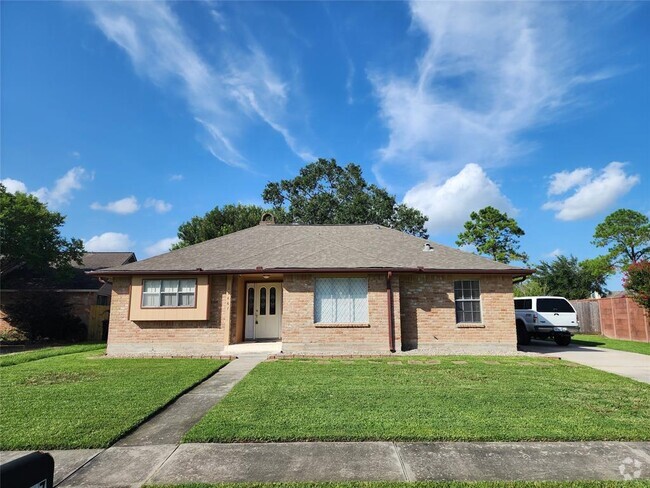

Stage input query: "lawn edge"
[{"left": 0, "top": 343, "right": 107, "bottom": 367}]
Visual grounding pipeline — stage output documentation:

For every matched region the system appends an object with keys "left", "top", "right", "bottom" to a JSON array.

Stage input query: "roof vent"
[
  {"left": 260, "top": 212, "right": 275, "bottom": 225},
  {"left": 422, "top": 243, "right": 434, "bottom": 252}
]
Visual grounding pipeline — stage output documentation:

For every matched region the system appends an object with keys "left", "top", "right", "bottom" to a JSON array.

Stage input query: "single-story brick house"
[{"left": 93, "top": 217, "right": 531, "bottom": 356}]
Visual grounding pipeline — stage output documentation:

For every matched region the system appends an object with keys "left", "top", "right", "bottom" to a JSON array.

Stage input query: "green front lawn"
[
  {"left": 0, "top": 343, "right": 106, "bottom": 367},
  {"left": 0, "top": 349, "right": 228, "bottom": 449},
  {"left": 573, "top": 334, "right": 650, "bottom": 356},
  {"left": 147, "top": 481, "right": 650, "bottom": 488},
  {"left": 184, "top": 357, "right": 650, "bottom": 443}
]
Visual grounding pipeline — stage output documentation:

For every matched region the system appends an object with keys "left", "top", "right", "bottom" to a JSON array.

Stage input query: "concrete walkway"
[
  {"left": 116, "top": 354, "right": 267, "bottom": 446},
  {"left": 3, "top": 441, "right": 648, "bottom": 486},
  {"left": 522, "top": 341, "right": 650, "bottom": 384}
]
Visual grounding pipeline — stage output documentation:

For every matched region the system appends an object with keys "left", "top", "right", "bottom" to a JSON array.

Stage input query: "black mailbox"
[{"left": 0, "top": 452, "right": 54, "bottom": 488}]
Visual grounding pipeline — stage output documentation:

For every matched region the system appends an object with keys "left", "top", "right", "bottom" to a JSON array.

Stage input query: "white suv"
[{"left": 514, "top": 296, "right": 580, "bottom": 346}]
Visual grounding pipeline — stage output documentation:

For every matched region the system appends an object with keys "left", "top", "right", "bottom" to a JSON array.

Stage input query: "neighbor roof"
[
  {"left": 74, "top": 252, "right": 137, "bottom": 270},
  {"left": 96, "top": 224, "right": 531, "bottom": 276}
]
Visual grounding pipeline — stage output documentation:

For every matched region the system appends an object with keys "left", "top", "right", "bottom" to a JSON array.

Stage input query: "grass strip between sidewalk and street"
[{"left": 146, "top": 480, "right": 650, "bottom": 488}]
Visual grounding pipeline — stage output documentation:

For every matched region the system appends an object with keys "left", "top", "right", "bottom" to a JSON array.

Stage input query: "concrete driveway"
[{"left": 521, "top": 340, "right": 650, "bottom": 384}]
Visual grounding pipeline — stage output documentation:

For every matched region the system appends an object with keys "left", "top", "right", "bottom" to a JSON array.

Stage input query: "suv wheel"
[
  {"left": 516, "top": 322, "right": 530, "bottom": 345},
  {"left": 554, "top": 334, "right": 571, "bottom": 346}
]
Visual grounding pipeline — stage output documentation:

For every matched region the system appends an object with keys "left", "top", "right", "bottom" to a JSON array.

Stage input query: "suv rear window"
[
  {"left": 514, "top": 299, "right": 532, "bottom": 310},
  {"left": 536, "top": 298, "right": 574, "bottom": 313}
]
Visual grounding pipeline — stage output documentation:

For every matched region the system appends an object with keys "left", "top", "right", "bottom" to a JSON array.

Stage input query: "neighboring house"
[
  {"left": 0, "top": 252, "right": 137, "bottom": 338},
  {"left": 94, "top": 216, "right": 531, "bottom": 356}
]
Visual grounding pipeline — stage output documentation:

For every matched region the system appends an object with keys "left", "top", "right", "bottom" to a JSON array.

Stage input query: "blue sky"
[{"left": 2, "top": 1, "right": 648, "bottom": 287}]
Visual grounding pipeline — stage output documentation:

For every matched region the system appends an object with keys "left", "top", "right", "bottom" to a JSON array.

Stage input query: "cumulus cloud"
[
  {"left": 85, "top": 232, "right": 134, "bottom": 252},
  {"left": 144, "top": 237, "right": 179, "bottom": 257},
  {"left": 543, "top": 162, "right": 640, "bottom": 221},
  {"left": 144, "top": 198, "right": 172, "bottom": 213},
  {"left": 32, "top": 167, "right": 90, "bottom": 208},
  {"left": 86, "top": 2, "right": 312, "bottom": 169},
  {"left": 403, "top": 163, "right": 516, "bottom": 234},
  {"left": 91, "top": 196, "right": 140, "bottom": 214},
  {"left": 1, "top": 178, "right": 28, "bottom": 194}
]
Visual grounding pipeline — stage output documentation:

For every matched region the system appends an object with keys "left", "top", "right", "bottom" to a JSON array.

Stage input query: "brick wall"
[
  {"left": 106, "top": 275, "right": 229, "bottom": 356},
  {"left": 399, "top": 273, "right": 517, "bottom": 353},
  {"left": 282, "top": 273, "right": 399, "bottom": 354}
]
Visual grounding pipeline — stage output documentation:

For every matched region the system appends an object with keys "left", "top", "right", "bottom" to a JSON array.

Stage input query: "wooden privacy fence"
[
  {"left": 572, "top": 297, "right": 650, "bottom": 342},
  {"left": 88, "top": 305, "right": 110, "bottom": 341}
]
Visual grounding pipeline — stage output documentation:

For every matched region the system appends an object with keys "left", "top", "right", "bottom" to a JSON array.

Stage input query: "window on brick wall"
[
  {"left": 142, "top": 279, "right": 196, "bottom": 308},
  {"left": 314, "top": 277, "right": 368, "bottom": 323},
  {"left": 454, "top": 280, "right": 481, "bottom": 323}
]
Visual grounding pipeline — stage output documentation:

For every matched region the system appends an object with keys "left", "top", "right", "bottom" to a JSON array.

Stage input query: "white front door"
[{"left": 245, "top": 283, "right": 282, "bottom": 340}]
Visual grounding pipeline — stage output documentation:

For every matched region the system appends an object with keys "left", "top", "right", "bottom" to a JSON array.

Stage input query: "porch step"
[{"left": 222, "top": 341, "right": 283, "bottom": 355}]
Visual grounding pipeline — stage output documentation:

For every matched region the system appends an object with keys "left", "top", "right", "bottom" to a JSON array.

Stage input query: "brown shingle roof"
[
  {"left": 74, "top": 252, "right": 137, "bottom": 270},
  {"left": 96, "top": 224, "right": 531, "bottom": 276}
]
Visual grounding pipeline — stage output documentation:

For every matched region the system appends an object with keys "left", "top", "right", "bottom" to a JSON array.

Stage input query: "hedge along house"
[{"left": 93, "top": 216, "right": 532, "bottom": 356}]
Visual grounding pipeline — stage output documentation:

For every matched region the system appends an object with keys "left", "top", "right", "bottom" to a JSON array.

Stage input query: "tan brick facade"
[
  {"left": 281, "top": 273, "right": 399, "bottom": 354},
  {"left": 105, "top": 272, "right": 516, "bottom": 356},
  {"left": 106, "top": 275, "right": 229, "bottom": 356},
  {"left": 399, "top": 273, "right": 517, "bottom": 353}
]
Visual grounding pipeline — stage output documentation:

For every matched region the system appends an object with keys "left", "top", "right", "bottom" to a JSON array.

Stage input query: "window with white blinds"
[
  {"left": 142, "top": 279, "right": 196, "bottom": 308},
  {"left": 314, "top": 277, "right": 368, "bottom": 323}
]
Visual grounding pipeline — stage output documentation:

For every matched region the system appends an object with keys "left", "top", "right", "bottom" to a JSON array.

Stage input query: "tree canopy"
[
  {"left": 0, "top": 184, "right": 84, "bottom": 271},
  {"left": 592, "top": 209, "right": 650, "bottom": 267},
  {"left": 173, "top": 204, "right": 281, "bottom": 249},
  {"left": 623, "top": 260, "right": 650, "bottom": 313},
  {"left": 531, "top": 255, "right": 610, "bottom": 300},
  {"left": 262, "top": 158, "right": 428, "bottom": 238},
  {"left": 455, "top": 206, "right": 528, "bottom": 264}
]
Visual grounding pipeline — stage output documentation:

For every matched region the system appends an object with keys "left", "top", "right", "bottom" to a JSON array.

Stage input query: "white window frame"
[
  {"left": 314, "top": 277, "right": 368, "bottom": 324},
  {"left": 142, "top": 279, "right": 197, "bottom": 308},
  {"left": 454, "top": 280, "right": 482, "bottom": 324}
]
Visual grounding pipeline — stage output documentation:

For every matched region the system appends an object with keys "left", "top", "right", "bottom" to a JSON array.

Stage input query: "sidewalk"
[{"left": 3, "top": 441, "right": 648, "bottom": 487}]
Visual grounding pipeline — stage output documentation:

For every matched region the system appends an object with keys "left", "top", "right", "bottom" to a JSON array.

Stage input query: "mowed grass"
[
  {"left": 0, "top": 349, "right": 228, "bottom": 449},
  {"left": 573, "top": 334, "right": 650, "bottom": 356},
  {"left": 147, "top": 481, "right": 650, "bottom": 488},
  {"left": 184, "top": 357, "right": 650, "bottom": 443},
  {"left": 0, "top": 343, "right": 106, "bottom": 367}
]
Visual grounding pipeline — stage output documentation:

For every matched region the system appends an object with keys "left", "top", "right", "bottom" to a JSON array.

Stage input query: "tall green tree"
[
  {"left": 173, "top": 204, "right": 281, "bottom": 249},
  {"left": 534, "top": 255, "right": 609, "bottom": 300},
  {"left": 262, "top": 158, "right": 428, "bottom": 238},
  {"left": 592, "top": 209, "right": 650, "bottom": 267},
  {"left": 456, "top": 206, "right": 528, "bottom": 264},
  {"left": 0, "top": 184, "right": 84, "bottom": 271},
  {"left": 623, "top": 260, "right": 650, "bottom": 313}
]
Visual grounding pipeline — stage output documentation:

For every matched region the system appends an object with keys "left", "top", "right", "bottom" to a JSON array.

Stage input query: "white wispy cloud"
[
  {"left": 542, "top": 162, "right": 640, "bottom": 221},
  {"left": 403, "top": 163, "right": 516, "bottom": 234},
  {"left": 91, "top": 196, "right": 140, "bottom": 215},
  {"left": 547, "top": 248, "right": 564, "bottom": 258},
  {"left": 143, "top": 237, "right": 179, "bottom": 257},
  {"left": 85, "top": 232, "right": 134, "bottom": 252},
  {"left": 1, "top": 178, "right": 28, "bottom": 194},
  {"left": 547, "top": 168, "right": 594, "bottom": 196},
  {"left": 86, "top": 2, "right": 312, "bottom": 169},
  {"left": 371, "top": 2, "right": 611, "bottom": 176},
  {"left": 144, "top": 198, "right": 172, "bottom": 213},
  {"left": 32, "top": 167, "right": 90, "bottom": 208},
  {"left": 169, "top": 174, "right": 184, "bottom": 182}
]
